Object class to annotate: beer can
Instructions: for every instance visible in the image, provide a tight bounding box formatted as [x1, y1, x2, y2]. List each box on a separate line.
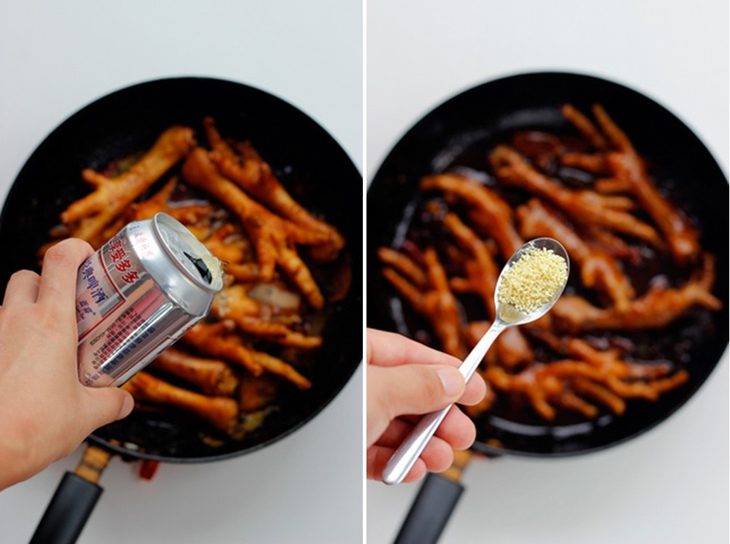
[75, 212, 223, 387]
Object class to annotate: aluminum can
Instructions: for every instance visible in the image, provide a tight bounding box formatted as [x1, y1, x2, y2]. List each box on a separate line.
[75, 212, 223, 386]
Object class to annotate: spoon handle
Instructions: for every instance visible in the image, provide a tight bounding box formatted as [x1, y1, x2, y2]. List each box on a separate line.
[382, 320, 508, 485]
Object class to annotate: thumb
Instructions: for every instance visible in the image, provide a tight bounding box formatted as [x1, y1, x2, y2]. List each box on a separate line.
[82, 387, 135, 431]
[373, 364, 465, 420]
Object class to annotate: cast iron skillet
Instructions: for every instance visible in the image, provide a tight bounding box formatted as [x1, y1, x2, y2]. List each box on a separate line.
[0, 77, 362, 543]
[367, 72, 728, 543]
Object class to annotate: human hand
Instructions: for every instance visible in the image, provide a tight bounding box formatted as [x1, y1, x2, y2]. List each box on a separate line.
[0, 239, 134, 490]
[367, 329, 486, 483]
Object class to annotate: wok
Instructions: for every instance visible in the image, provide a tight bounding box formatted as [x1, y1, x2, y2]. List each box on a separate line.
[367, 72, 728, 543]
[0, 77, 363, 543]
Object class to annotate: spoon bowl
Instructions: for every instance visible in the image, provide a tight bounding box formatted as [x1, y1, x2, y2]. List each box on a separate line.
[494, 237, 570, 325]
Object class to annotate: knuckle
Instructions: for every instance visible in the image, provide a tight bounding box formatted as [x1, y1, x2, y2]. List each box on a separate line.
[421, 369, 444, 401]
[43, 242, 73, 266]
[44, 238, 91, 267]
[10, 269, 39, 282]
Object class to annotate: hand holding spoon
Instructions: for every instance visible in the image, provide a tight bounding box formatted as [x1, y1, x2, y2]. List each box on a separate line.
[382, 237, 570, 485]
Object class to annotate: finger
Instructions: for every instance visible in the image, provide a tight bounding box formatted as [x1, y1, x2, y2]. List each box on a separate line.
[367, 329, 462, 368]
[420, 437, 454, 472]
[369, 434, 454, 478]
[375, 434, 453, 473]
[367, 329, 490, 406]
[369, 364, 465, 421]
[2, 270, 41, 305]
[38, 238, 94, 311]
[376, 418, 454, 453]
[436, 406, 477, 450]
[82, 388, 134, 432]
[378, 407, 476, 451]
[460, 372, 488, 406]
[394, 373, 485, 409]
[367, 445, 428, 483]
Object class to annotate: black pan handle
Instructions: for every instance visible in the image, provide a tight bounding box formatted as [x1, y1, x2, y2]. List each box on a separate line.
[393, 472, 465, 544]
[393, 450, 474, 544]
[30, 472, 103, 544]
[31, 444, 112, 544]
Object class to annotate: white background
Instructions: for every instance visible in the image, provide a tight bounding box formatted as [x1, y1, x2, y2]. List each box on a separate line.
[367, 1, 729, 543]
[0, 1, 363, 543]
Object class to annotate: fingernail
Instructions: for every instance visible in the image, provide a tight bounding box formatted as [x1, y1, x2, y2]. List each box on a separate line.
[437, 367, 463, 397]
[119, 393, 134, 419]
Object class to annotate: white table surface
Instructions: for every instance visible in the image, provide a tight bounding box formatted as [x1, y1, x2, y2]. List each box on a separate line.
[0, 1, 363, 543]
[367, 0, 729, 543]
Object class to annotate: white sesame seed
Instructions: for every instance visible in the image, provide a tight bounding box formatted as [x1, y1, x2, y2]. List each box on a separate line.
[497, 247, 567, 313]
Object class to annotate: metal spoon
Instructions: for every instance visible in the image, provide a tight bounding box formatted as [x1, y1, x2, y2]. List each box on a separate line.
[382, 237, 570, 485]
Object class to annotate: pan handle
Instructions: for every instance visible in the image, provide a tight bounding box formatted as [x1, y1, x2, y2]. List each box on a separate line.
[30, 445, 112, 544]
[393, 450, 472, 544]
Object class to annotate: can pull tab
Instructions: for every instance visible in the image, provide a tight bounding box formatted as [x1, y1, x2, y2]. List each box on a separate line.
[184, 251, 212, 284]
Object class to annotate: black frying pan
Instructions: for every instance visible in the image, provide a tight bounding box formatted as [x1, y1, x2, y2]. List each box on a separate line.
[367, 72, 728, 543]
[0, 77, 362, 543]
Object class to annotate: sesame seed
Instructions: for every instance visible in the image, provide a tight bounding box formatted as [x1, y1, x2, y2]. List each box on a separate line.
[497, 246, 568, 313]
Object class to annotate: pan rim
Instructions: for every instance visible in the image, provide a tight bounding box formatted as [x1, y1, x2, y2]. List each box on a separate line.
[1, 75, 363, 464]
[368, 69, 729, 458]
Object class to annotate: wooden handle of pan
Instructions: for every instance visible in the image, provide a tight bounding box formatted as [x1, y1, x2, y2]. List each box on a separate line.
[74, 445, 112, 484]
